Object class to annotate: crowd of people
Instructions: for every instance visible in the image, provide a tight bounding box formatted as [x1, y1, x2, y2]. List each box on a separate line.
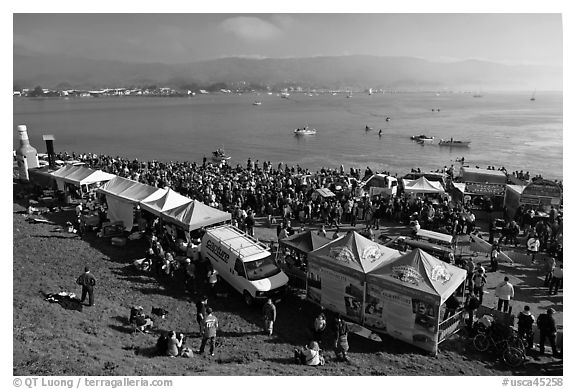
[46, 150, 563, 363]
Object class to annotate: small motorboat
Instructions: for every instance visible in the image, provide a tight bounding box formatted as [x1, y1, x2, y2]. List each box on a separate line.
[411, 134, 435, 143]
[438, 139, 470, 147]
[294, 126, 317, 136]
[211, 148, 231, 163]
[365, 125, 373, 131]
[385, 117, 391, 122]
[253, 101, 262, 106]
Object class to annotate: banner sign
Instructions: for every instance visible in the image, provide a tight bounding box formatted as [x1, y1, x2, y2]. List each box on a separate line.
[364, 282, 439, 353]
[465, 182, 506, 196]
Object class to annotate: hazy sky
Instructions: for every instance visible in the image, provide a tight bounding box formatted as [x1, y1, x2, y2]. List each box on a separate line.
[14, 13, 562, 66]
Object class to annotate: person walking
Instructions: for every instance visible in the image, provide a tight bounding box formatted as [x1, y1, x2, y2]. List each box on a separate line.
[536, 308, 560, 357]
[495, 276, 514, 313]
[517, 305, 535, 349]
[195, 296, 208, 336]
[262, 298, 277, 336]
[198, 307, 219, 356]
[333, 314, 350, 362]
[76, 266, 96, 307]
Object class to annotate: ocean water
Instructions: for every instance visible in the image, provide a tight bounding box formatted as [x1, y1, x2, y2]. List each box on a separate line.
[13, 91, 563, 180]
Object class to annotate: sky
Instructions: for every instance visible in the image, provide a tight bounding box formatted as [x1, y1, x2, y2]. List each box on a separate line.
[13, 13, 563, 66]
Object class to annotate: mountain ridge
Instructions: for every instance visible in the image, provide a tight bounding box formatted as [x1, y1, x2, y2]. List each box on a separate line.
[13, 48, 562, 91]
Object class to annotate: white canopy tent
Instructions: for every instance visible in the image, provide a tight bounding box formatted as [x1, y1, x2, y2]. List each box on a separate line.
[402, 176, 445, 195]
[98, 176, 167, 230]
[161, 200, 232, 231]
[139, 188, 193, 218]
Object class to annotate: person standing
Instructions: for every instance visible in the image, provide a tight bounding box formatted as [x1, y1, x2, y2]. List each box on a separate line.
[517, 305, 535, 349]
[199, 307, 219, 356]
[465, 293, 481, 329]
[548, 265, 563, 295]
[495, 276, 514, 313]
[312, 310, 327, 346]
[207, 267, 218, 296]
[333, 314, 350, 362]
[245, 210, 255, 237]
[490, 245, 500, 272]
[196, 296, 208, 336]
[76, 266, 96, 307]
[527, 233, 540, 264]
[543, 256, 556, 287]
[262, 298, 277, 336]
[472, 268, 487, 305]
[536, 308, 560, 357]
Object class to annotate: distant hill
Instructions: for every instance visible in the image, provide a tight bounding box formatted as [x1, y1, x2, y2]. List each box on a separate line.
[13, 47, 562, 91]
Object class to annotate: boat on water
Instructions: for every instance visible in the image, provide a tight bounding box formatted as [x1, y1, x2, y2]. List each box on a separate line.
[530, 90, 536, 101]
[365, 125, 373, 131]
[280, 92, 290, 99]
[253, 101, 262, 106]
[411, 134, 435, 143]
[294, 126, 317, 136]
[211, 148, 231, 163]
[385, 117, 391, 122]
[438, 139, 470, 147]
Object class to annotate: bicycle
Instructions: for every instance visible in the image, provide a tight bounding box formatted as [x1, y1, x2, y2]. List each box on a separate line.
[473, 326, 526, 367]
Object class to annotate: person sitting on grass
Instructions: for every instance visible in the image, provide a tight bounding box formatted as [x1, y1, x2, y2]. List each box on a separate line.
[294, 341, 324, 366]
[165, 331, 183, 358]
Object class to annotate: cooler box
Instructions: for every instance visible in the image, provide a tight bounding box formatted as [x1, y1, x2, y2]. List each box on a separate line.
[111, 237, 127, 247]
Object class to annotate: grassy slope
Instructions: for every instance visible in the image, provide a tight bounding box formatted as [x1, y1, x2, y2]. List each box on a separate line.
[13, 199, 561, 376]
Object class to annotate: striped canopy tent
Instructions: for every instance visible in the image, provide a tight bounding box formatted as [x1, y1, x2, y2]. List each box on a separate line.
[160, 200, 232, 231]
[139, 188, 193, 218]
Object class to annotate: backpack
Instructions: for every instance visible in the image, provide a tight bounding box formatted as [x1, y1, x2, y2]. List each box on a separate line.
[518, 313, 534, 329]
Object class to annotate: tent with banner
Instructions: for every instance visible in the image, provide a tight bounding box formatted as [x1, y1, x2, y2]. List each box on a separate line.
[160, 200, 231, 231]
[306, 231, 402, 322]
[97, 176, 167, 231]
[364, 249, 467, 354]
[139, 188, 193, 218]
[402, 176, 445, 195]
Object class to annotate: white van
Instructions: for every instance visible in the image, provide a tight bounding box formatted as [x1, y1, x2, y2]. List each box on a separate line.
[202, 225, 289, 305]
